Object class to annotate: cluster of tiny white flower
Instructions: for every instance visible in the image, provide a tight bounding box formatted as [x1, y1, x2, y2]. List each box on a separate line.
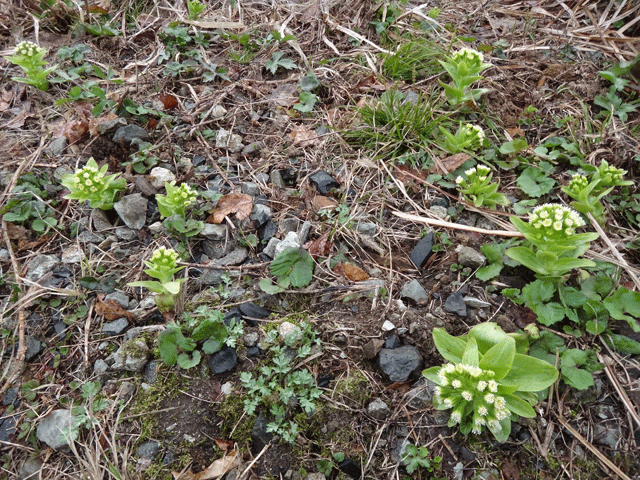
[16, 41, 44, 59]
[452, 47, 485, 64]
[529, 204, 584, 236]
[72, 164, 103, 194]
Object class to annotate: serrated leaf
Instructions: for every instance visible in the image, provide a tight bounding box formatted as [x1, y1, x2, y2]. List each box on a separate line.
[517, 163, 555, 197]
[476, 262, 503, 281]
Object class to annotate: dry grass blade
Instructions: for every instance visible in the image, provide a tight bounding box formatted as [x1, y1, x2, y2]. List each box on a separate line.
[393, 210, 524, 237]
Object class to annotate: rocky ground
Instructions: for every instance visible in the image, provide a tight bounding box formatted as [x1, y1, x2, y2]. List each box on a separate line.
[1, 0, 640, 479]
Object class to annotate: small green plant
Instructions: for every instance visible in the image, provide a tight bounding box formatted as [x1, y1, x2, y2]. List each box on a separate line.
[187, 0, 205, 20]
[60, 157, 126, 210]
[156, 181, 204, 240]
[128, 247, 186, 312]
[124, 141, 160, 174]
[402, 444, 441, 474]
[264, 51, 297, 74]
[259, 248, 314, 294]
[594, 62, 639, 122]
[561, 160, 633, 225]
[455, 165, 509, 209]
[438, 47, 492, 105]
[423, 322, 558, 442]
[516, 161, 556, 198]
[5, 41, 56, 91]
[67, 381, 110, 441]
[439, 123, 485, 154]
[1, 173, 58, 233]
[506, 204, 598, 282]
[240, 323, 322, 443]
[157, 306, 243, 369]
[382, 38, 446, 82]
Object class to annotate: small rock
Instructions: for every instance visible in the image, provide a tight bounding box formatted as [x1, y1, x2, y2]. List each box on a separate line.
[298, 221, 312, 244]
[381, 320, 395, 332]
[238, 302, 271, 326]
[251, 204, 272, 227]
[102, 318, 129, 336]
[93, 359, 109, 375]
[46, 137, 67, 157]
[24, 336, 42, 361]
[368, 398, 390, 420]
[270, 170, 286, 188]
[241, 181, 260, 196]
[37, 409, 76, 450]
[117, 381, 136, 400]
[400, 279, 429, 304]
[244, 332, 260, 347]
[210, 105, 227, 118]
[252, 411, 274, 452]
[362, 339, 385, 360]
[306, 474, 326, 480]
[457, 246, 485, 269]
[2, 387, 19, 406]
[337, 458, 362, 479]
[444, 292, 467, 316]
[453, 462, 464, 480]
[409, 232, 434, 269]
[263, 237, 281, 258]
[115, 226, 135, 241]
[309, 171, 340, 195]
[0, 414, 16, 443]
[24, 254, 60, 283]
[431, 197, 449, 208]
[279, 218, 299, 235]
[463, 296, 490, 308]
[61, 245, 85, 264]
[274, 232, 301, 257]
[18, 457, 43, 480]
[377, 346, 423, 383]
[279, 321, 297, 339]
[77, 231, 105, 243]
[242, 141, 264, 156]
[208, 347, 238, 374]
[149, 167, 176, 189]
[355, 222, 377, 236]
[114, 194, 148, 230]
[136, 440, 160, 459]
[96, 117, 127, 135]
[428, 205, 448, 219]
[200, 223, 227, 241]
[209, 247, 248, 267]
[110, 338, 150, 372]
[406, 377, 437, 409]
[113, 124, 151, 145]
[105, 291, 130, 309]
[384, 334, 401, 349]
[216, 128, 243, 152]
[148, 221, 165, 234]
[143, 360, 160, 384]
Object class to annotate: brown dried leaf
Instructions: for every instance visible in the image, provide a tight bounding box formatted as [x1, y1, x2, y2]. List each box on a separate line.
[289, 124, 318, 147]
[5, 222, 30, 240]
[393, 165, 426, 185]
[343, 263, 369, 282]
[332, 262, 345, 277]
[507, 127, 525, 138]
[158, 93, 178, 110]
[214, 438, 234, 452]
[501, 461, 520, 480]
[210, 193, 253, 224]
[356, 75, 387, 92]
[95, 293, 131, 321]
[17, 235, 51, 252]
[430, 153, 471, 175]
[304, 231, 331, 259]
[311, 195, 338, 213]
[172, 451, 240, 480]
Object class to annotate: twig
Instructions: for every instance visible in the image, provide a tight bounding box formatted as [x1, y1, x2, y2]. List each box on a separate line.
[392, 211, 524, 237]
[237, 442, 270, 480]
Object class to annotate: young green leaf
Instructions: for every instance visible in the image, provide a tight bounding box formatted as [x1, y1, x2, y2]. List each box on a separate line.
[270, 248, 314, 287]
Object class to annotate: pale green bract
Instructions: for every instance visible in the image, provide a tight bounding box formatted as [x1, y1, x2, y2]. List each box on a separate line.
[423, 323, 558, 442]
[438, 47, 492, 105]
[440, 123, 484, 153]
[156, 181, 198, 218]
[60, 158, 126, 210]
[455, 165, 508, 209]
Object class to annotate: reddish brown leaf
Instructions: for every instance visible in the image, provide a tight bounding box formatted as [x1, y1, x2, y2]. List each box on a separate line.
[332, 262, 345, 277]
[304, 231, 331, 258]
[17, 235, 51, 252]
[158, 94, 178, 110]
[501, 461, 520, 480]
[95, 293, 131, 321]
[507, 127, 525, 138]
[172, 451, 240, 480]
[385, 381, 411, 392]
[5, 222, 30, 240]
[343, 263, 369, 281]
[356, 75, 387, 92]
[88, 5, 109, 14]
[311, 195, 338, 213]
[288, 124, 318, 147]
[147, 118, 158, 129]
[429, 153, 471, 175]
[210, 193, 253, 224]
[214, 438, 234, 452]
[393, 165, 426, 185]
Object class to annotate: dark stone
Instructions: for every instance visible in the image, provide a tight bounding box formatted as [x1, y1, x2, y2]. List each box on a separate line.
[224, 308, 243, 326]
[444, 292, 467, 316]
[377, 346, 423, 383]
[338, 458, 362, 479]
[252, 207, 271, 227]
[113, 124, 151, 145]
[460, 445, 476, 462]
[384, 334, 401, 349]
[280, 168, 297, 186]
[53, 321, 67, 336]
[246, 346, 261, 358]
[431, 197, 449, 208]
[242, 141, 264, 156]
[143, 360, 160, 384]
[0, 414, 16, 442]
[251, 411, 275, 452]
[162, 450, 176, 466]
[208, 347, 238, 375]
[192, 154, 206, 167]
[309, 171, 340, 195]
[317, 374, 332, 388]
[136, 440, 160, 459]
[409, 231, 434, 269]
[258, 218, 277, 240]
[238, 302, 270, 327]
[147, 200, 161, 224]
[24, 336, 42, 361]
[2, 387, 19, 407]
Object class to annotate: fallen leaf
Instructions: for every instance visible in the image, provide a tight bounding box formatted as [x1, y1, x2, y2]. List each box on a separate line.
[311, 195, 338, 213]
[158, 93, 178, 110]
[267, 83, 298, 107]
[5, 222, 30, 240]
[18, 235, 51, 252]
[304, 231, 331, 258]
[214, 438, 234, 452]
[210, 193, 253, 224]
[393, 165, 426, 185]
[332, 262, 345, 277]
[501, 461, 520, 480]
[172, 451, 240, 480]
[289, 124, 318, 147]
[356, 75, 387, 92]
[343, 263, 369, 281]
[95, 293, 131, 321]
[429, 152, 471, 175]
[385, 381, 411, 392]
[507, 127, 525, 138]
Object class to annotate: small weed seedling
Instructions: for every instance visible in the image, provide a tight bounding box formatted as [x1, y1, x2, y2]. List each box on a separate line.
[438, 47, 492, 106]
[240, 323, 322, 443]
[5, 41, 56, 91]
[594, 62, 639, 122]
[128, 247, 186, 312]
[402, 444, 442, 475]
[1, 173, 58, 234]
[61, 157, 126, 210]
[423, 322, 558, 442]
[264, 51, 297, 74]
[187, 0, 205, 20]
[157, 306, 243, 369]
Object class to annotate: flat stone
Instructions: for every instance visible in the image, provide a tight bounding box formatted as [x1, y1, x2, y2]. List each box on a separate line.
[309, 171, 340, 195]
[61, 245, 85, 264]
[298, 221, 312, 245]
[102, 318, 129, 336]
[251, 204, 272, 227]
[274, 232, 301, 257]
[279, 218, 299, 235]
[362, 339, 385, 360]
[381, 320, 395, 332]
[242, 141, 264, 156]
[149, 167, 176, 189]
[270, 170, 286, 188]
[457, 246, 485, 269]
[241, 181, 260, 196]
[24, 335, 42, 361]
[384, 334, 401, 349]
[263, 237, 280, 258]
[238, 302, 270, 326]
[367, 398, 390, 420]
[96, 117, 127, 135]
[409, 231, 434, 269]
[93, 359, 109, 375]
[279, 321, 297, 339]
[209, 247, 248, 267]
[46, 137, 67, 157]
[377, 346, 423, 383]
[215, 128, 243, 152]
[399, 279, 429, 304]
[444, 292, 467, 316]
[463, 296, 491, 308]
[136, 440, 160, 459]
[105, 291, 130, 309]
[0, 414, 16, 443]
[114, 194, 148, 230]
[110, 338, 150, 372]
[113, 124, 151, 145]
[18, 457, 43, 480]
[24, 254, 60, 283]
[115, 227, 136, 241]
[208, 347, 238, 375]
[355, 222, 377, 236]
[37, 409, 76, 450]
[406, 377, 437, 409]
[429, 205, 448, 219]
[199, 223, 227, 241]
[77, 231, 105, 243]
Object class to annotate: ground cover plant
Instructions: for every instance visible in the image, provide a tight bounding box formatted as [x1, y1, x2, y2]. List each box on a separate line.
[1, 0, 640, 479]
